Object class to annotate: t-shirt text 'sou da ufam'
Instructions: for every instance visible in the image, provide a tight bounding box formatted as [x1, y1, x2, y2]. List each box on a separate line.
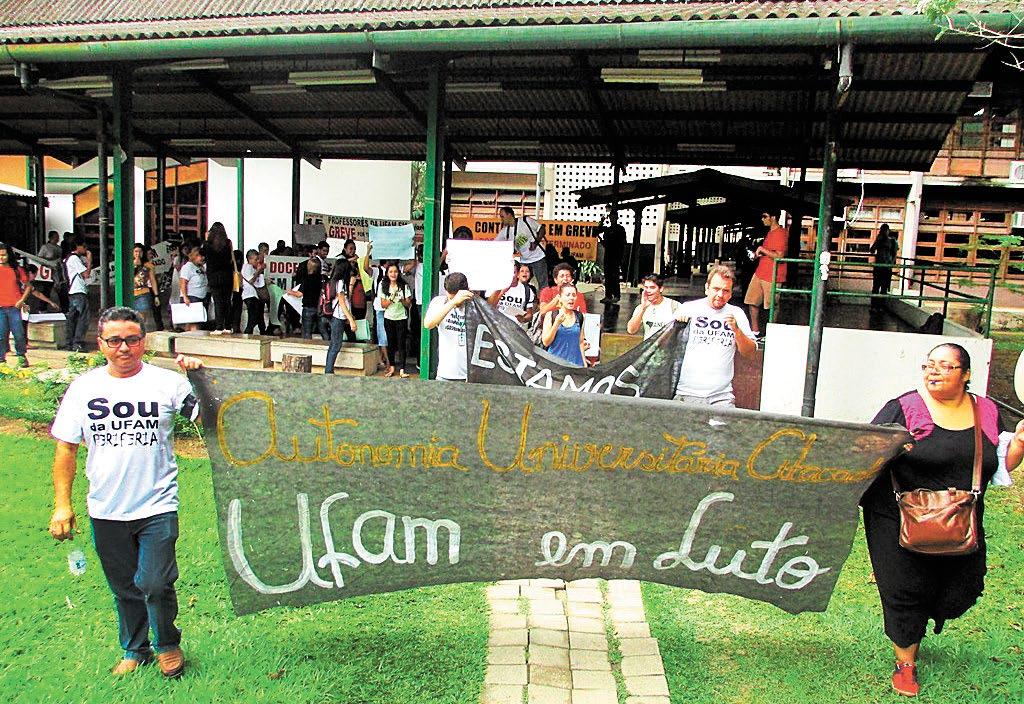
[675, 299, 753, 399]
[51, 363, 200, 521]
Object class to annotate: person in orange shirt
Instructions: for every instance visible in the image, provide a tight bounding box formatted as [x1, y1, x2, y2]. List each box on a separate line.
[742, 212, 788, 341]
[0, 242, 32, 367]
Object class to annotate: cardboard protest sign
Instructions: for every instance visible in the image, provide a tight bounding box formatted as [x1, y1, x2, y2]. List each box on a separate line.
[466, 298, 681, 397]
[369, 223, 415, 261]
[451, 215, 600, 261]
[304, 211, 423, 244]
[192, 368, 909, 616]
[446, 240, 515, 292]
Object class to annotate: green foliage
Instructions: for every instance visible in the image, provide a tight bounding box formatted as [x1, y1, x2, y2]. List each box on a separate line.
[578, 259, 605, 283]
[0, 433, 488, 704]
[0, 359, 202, 438]
[410, 161, 427, 220]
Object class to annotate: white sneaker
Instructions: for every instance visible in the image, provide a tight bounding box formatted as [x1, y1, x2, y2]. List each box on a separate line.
[210, 330, 223, 335]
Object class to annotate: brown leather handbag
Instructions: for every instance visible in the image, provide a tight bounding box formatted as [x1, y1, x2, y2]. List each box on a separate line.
[892, 395, 982, 555]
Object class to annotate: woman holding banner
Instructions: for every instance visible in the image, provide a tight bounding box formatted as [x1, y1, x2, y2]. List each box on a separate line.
[863, 343, 1023, 697]
[540, 283, 587, 368]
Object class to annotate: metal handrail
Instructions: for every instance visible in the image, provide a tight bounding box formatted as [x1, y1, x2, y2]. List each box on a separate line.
[766, 256, 997, 337]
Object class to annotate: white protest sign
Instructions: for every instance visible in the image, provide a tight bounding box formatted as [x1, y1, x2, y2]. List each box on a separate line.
[264, 256, 309, 290]
[171, 302, 207, 325]
[281, 291, 303, 315]
[445, 240, 515, 292]
[583, 313, 602, 358]
[304, 211, 423, 243]
[1015, 348, 1024, 404]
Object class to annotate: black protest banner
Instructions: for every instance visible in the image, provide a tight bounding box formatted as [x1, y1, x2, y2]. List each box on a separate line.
[192, 369, 909, 616]
[465, 298, 684, 398]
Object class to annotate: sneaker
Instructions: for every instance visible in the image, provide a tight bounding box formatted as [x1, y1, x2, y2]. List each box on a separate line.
[210, 330, 223, 335]
[892, 661, 919, 697]
[156, 647, 185, 678]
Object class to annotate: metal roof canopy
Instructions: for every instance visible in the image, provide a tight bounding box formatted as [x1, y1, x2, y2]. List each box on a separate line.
[0, 3, 1019, 170]
[575, 167, 853, 215]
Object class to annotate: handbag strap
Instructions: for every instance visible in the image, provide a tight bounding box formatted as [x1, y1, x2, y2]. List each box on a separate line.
[968, 394, 983, 493]
[892, 393, 983, 496]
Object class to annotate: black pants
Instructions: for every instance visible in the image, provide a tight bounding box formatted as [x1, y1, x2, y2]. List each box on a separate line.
[209, 285, 232, 331]
[243, 297, 266, 334]
[604, 247, 623, 299]
[872, 266, 894, 305]
[384, 317, 407, 372]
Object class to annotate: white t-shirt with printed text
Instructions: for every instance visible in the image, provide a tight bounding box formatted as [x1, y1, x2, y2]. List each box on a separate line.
[675, 299, 753, 400]
[488, 282, 536, 323]
[427, 294, 467, 380]
[179, 261, 208, 299]
[633, 296, 681, 340]
[51, 363, 200, 521]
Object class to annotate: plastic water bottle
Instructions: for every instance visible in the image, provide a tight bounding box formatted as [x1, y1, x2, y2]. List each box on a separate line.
[68, 548, 87, 577]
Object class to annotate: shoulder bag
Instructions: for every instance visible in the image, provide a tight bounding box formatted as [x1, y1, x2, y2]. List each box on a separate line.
[892, 394, 982, 555]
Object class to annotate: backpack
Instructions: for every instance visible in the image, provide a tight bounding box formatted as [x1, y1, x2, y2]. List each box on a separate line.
[319, 279, 336, 317]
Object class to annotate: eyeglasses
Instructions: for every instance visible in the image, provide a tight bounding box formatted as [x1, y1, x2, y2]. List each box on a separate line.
[101, 335, 145, 348]
[921, 362, 961, 375]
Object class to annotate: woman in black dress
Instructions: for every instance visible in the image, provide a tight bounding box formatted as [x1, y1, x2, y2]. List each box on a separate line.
[863, 343, 1023, 697]
[202, 222, 234, 333]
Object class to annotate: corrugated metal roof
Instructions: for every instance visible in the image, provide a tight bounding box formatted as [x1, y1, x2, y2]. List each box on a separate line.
[0, 1, 1017, 44]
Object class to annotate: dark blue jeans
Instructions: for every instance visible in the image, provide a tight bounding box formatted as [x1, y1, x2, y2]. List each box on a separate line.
[0, 306, 27, 360]
[91, 512, 181, 660]
[65, 292, 89, 349]
[325, 317, 348, 374]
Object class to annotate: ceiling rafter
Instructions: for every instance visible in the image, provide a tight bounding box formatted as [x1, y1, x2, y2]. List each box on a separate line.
[192, 74, 321, 169]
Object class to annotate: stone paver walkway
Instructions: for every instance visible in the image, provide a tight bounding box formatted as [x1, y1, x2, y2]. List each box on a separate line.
[482, 579, 669, 704]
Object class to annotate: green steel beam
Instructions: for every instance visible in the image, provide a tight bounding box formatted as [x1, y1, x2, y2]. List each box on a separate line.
[111, 68, 135, 307]
[236, 158, 245, 252]
[419, 65, 445, 380]
[3, 15, 1017, 63]
[801, 111, 839, 418]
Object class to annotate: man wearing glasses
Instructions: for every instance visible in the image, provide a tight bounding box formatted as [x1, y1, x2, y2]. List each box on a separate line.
[48, 307, 203, 679]
[742, 211, 788, 343]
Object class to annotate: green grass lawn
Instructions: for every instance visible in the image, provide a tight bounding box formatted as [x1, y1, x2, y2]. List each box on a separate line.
[645, 482, 1024, 704]
[1, 373, 1022, 703]
[0, 432, 488, 704]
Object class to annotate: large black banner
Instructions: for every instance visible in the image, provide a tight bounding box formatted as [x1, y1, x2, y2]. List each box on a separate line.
[465, 298, 685, 397]
[191, 369, 909, 616]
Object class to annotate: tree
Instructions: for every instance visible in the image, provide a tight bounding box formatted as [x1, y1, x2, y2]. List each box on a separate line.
[920, 0, 1024, 70]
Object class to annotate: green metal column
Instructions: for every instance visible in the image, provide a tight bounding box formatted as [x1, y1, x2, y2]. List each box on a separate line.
[236, 158, 245, 251]
[97, 109, 110, 310]
[419, 64, 446, 379]
[801, 112, 838, 418]
[111, 68, 135, 307]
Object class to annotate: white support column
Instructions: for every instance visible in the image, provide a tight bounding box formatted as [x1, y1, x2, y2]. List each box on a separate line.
[900, 171, 924, 292]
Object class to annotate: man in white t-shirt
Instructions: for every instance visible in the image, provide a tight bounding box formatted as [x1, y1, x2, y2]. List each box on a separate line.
[62, 235, 92, 352]
[673, 265, 756, 408]
[494, 206, 547, 287]
[424, 272, 474, 381]
[487, 262, 537, 326]
[49, 306, 203, 679]
[626, 274, 680, 340]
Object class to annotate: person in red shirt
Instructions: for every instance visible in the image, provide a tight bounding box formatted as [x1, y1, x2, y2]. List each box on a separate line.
[742, 212, 788, 340]
[0, 242, 32, 366]
[537, 263, 588, 318]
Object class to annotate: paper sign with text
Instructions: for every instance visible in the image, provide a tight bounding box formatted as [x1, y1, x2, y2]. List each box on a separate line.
[192, 368, 909, 616]
[451, 216, 600, 261]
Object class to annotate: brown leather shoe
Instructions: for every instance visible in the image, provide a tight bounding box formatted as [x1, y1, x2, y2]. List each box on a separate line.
[111, 656, 150, 676]
[156, 647, 185, 678]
